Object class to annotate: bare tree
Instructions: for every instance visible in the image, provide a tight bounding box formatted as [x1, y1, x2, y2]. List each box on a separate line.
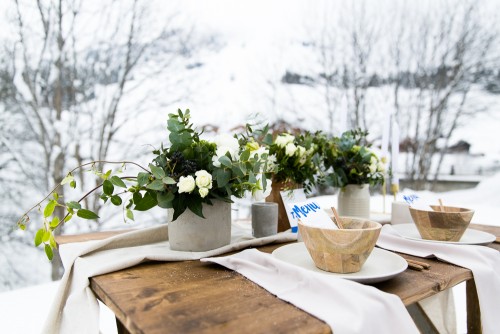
[394, 1, 499, 189]
[0, 0, 209, 282]
[342, 1, 382, 130]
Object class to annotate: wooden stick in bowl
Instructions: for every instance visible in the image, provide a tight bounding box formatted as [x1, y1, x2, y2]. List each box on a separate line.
[330, 207, 344, 229]
[438, 198, 445, 212]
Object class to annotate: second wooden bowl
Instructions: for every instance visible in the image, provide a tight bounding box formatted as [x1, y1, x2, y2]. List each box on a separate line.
[409, 205, 474, 242]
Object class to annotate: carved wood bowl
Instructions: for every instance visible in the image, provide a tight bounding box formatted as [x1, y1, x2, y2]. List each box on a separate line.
[298, 218, 382, 274]
[409, 205, 474, 242]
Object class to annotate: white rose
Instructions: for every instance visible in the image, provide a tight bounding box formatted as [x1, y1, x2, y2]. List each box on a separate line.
[177, 175, 195, 194]
[212, 155, 221, 167]
[266, 154, 277, 172]
[213, 133, 240, 159]
[195, 170, 213, 189]
[297, 145, 306, 157]
[369, 156, 378, 174]
[377, 162, 385, 173]
[275, 133, 295, 148]
[198, 187, 209, 198]
[252, 177, 273, 201]
[285, 143, 297, 156]
[299, 155, 308, 166]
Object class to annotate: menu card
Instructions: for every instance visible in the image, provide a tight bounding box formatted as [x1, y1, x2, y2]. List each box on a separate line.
[282, 190, 336, 231]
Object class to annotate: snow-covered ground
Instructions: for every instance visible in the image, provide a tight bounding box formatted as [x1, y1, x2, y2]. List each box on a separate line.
[1, 172, 499, 333]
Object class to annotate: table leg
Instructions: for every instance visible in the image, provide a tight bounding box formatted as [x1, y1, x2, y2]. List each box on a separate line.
[116, 317, 130, 334]
[466, 279, 482, 334]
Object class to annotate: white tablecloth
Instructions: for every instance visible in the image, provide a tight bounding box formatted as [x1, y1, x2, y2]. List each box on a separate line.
[377, 225, 500, 334]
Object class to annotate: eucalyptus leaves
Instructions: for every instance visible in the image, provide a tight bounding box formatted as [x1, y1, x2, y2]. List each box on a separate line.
[17, 109, 274, 260]
[322, 129, 385, 188]
[17, 109, 386, 261]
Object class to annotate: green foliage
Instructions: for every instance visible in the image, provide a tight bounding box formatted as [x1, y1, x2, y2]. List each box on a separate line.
[323, 129, 385, 188]
[17, 109, 274, 260]
[263, 131, 324, 193]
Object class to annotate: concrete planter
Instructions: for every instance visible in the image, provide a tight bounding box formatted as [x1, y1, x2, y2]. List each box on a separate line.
[168, 200, 232, 251]
[338, 184, 370, 219]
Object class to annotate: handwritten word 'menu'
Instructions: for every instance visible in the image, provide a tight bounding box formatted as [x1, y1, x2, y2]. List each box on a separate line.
[290, 202, 321, 219]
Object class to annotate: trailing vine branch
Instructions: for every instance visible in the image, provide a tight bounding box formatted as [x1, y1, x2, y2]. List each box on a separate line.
[17, 161, 148, 225]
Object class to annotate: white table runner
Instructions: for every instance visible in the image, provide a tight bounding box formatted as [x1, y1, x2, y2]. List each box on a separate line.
[377, 224, 500, 334]
[202, 249, 419, 334]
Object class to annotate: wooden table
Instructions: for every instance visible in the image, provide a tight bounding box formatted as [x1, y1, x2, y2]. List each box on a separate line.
[62, 224, 500, 334]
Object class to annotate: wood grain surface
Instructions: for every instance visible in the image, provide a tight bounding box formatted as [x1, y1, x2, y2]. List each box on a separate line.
[69, 224, 499, 334]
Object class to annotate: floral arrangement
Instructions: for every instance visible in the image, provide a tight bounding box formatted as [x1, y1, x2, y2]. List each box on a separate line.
[263, 131, 323, 193]
[17, 109, 273, 259]
[322, 129, 385, 188]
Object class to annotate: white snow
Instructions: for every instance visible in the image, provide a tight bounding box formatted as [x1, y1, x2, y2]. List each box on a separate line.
[1, 0, 500, 333]
[0, 281, 117, 334]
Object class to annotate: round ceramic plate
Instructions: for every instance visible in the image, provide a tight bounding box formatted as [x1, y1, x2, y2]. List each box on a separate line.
[272, 242, 407, 284]
[391, 224, 496, 245]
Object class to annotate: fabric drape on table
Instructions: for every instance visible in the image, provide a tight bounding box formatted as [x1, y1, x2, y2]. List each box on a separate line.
[202, 249, 419, 334]
[43, 223, 296, 334]
[377, 225, 500, 334]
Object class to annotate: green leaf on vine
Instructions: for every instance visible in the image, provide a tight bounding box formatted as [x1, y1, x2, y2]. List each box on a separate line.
[49, 235, 57, 249]
[45, 244, 54, 261]
[103, 180, 114, 196]
[61, 174, 74, 185]
[110, 175, 127, 188]
[126, 209, 134, 221]
[34, 228, 44, 247]
[42, 229, 51, 243]
[66, 201, 81, 210]
[50, 216, 60, 228]
[64, 213, 73, 222]
[111, 195, 122, 206]
[77, 209, 100, 220]
[43, 200, 56, 218]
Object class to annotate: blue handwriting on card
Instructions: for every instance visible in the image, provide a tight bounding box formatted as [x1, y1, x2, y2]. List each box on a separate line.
[290, 202, 321, 220]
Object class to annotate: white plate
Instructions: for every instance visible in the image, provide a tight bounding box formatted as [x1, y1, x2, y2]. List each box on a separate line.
[272, 243, 407, 284]
[392, 224, 496, 245]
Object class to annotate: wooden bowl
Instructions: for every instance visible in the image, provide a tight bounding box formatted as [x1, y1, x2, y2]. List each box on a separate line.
[298, 218, 382, 274]
[409, 205, 474, 242]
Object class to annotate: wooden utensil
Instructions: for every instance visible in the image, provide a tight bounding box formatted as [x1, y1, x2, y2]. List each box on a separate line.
[406, 259, 430, 271]
[438, 198, 445, 212]
[330, 207, 344, 229]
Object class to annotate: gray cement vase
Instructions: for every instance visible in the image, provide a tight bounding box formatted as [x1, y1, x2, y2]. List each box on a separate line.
[168, 200, 232, 251]
[338, 184, 370, 219]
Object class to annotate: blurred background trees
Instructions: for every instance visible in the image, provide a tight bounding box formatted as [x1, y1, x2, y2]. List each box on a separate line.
[0, 0, 499, 290]
[0, 0, 214, 285]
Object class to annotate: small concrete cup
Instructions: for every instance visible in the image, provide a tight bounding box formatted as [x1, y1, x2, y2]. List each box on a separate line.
[252, 202, 279, 238]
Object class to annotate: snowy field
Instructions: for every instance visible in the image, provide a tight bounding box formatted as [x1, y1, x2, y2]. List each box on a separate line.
[1, 171, 499, 333]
